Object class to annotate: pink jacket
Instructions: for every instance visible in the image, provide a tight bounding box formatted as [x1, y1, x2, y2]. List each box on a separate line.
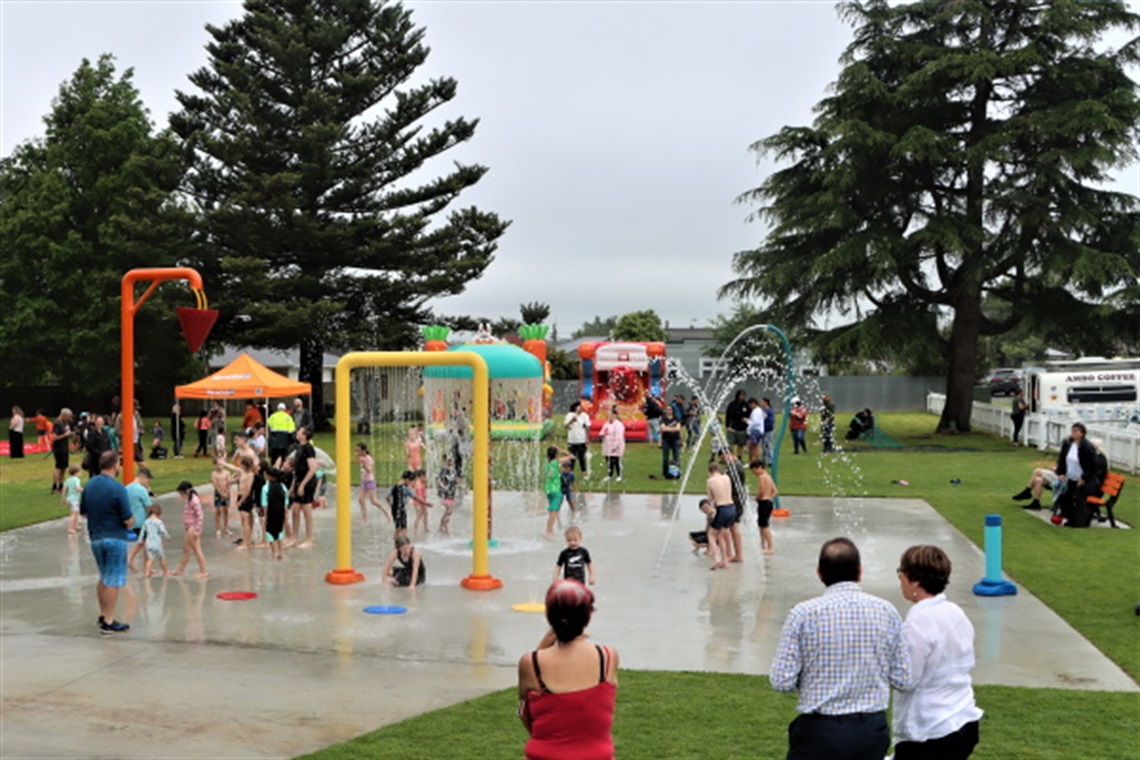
[600, 420, 626, 457]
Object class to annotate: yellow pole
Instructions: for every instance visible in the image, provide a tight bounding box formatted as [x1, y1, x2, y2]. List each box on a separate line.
[325, 351, 501, 590]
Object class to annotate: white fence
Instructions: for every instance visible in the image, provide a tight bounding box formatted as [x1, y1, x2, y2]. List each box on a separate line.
[926, 393, 1140, 474]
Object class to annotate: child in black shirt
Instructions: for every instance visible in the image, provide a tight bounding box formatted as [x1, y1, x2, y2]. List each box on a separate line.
[553, 525, 594, 585]
[387, 470, 430, 539]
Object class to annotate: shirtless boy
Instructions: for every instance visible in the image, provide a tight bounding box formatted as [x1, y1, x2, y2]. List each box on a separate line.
[750, 460, 779, 555]
[705, 462, 735, 570]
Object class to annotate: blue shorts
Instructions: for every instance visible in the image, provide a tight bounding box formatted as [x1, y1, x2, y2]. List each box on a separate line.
[748, 430, 764, 445]
[547, 492, 562, 512]
[711, 505, 736, 530]
[91, 538, 129, 588]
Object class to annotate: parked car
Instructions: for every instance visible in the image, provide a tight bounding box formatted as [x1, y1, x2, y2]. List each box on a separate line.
[988, 368, 1023, 396]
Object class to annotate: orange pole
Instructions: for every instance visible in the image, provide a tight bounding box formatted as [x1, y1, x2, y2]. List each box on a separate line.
[121, 268, 204, 483]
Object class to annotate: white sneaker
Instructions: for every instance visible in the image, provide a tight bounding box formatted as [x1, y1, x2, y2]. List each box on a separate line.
[601, 476, 610, 483]
[616, 477, 623, 482]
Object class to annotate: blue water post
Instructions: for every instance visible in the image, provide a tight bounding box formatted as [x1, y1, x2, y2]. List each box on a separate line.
[973, 514, 1017, 596]
[763, 324, 795, 512]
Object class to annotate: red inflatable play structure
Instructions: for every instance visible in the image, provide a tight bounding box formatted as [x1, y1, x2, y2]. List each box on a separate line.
[577, 341, 666, 442]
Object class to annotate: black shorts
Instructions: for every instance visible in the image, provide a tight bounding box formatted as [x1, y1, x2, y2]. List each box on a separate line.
[53, 447, 69, 471]
[728, 430, 748, 448]
[393, 564, 425, 586]
[689, 530, 709, 545]
[393, 506, 407, 531]
[711, 505, 735, 530]
[238, 496, 255, 514]
[294, 480, 317, 505]
[757, 499, 774, 528]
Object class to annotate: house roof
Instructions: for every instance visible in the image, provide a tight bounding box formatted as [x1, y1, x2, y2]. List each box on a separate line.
[209, 346, 341, 370]
[665, 327, 716, 342]
[554, 336, 609, 354]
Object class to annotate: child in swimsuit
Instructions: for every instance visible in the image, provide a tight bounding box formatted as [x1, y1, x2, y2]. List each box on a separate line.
[355, 442, 389, 523]
[382, 535, 425, 587]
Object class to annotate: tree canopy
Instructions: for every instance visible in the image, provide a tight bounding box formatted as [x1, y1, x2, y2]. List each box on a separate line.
[721, 0, 1140, 431]
[572, 315, 618, 339]
[613, 310, 668, 343]
[171, 0, 508, 427]
[519, 301, 551, 325]
[0, 55, 197, 400]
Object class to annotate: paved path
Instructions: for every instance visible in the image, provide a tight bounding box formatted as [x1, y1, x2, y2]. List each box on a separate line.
[2, 491, 1134, 758]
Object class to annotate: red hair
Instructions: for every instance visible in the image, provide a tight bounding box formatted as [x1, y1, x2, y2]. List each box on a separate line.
[545, 580, 595, 642]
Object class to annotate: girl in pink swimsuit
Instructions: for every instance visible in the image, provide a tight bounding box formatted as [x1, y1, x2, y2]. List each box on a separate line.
[172, 481, 208, 578]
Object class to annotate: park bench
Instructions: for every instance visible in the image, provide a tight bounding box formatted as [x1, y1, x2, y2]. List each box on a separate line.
[1087, 473, 1126, 529]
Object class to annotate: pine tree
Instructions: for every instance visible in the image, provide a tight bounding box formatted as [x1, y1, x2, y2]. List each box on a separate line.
[171, 0, 508, 427]
[722, 0, 1140, 431]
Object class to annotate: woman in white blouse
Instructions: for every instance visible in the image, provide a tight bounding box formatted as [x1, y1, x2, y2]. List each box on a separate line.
[893, 545, 983, 759]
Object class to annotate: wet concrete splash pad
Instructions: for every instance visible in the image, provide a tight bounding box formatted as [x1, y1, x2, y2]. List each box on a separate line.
[1, 490, 1134, 758]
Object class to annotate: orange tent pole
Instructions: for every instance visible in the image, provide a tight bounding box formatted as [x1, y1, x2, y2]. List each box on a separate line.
[121, 268, 204, 483]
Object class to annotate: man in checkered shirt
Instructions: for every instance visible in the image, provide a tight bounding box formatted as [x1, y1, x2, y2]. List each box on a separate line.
[770, 537, 912, 760]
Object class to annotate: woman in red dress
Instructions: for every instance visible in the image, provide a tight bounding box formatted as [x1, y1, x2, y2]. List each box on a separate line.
[518, 580, 619, 760]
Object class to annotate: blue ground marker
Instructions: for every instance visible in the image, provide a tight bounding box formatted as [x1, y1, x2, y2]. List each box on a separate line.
[364, 605, 408, 615]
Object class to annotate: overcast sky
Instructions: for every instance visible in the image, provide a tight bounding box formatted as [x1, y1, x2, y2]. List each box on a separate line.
[2, 1, 1136, 336]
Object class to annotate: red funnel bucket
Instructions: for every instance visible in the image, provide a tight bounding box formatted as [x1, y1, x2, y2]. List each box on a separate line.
[176, 307, 219, 353]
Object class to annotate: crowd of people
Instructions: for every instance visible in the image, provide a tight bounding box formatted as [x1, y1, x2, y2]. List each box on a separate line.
[518, 537, 982, 760]
[555, 389, 844, 488]
[23, 387, 1079, 760]
[42, 396, 346, 633]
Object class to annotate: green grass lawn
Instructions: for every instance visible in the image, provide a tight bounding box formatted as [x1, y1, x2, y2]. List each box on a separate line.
[299, 671, 1140, 760]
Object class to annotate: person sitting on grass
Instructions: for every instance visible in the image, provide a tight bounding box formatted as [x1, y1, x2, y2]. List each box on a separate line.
[382, 535, 425, 587]
[845, 408, 875, 441]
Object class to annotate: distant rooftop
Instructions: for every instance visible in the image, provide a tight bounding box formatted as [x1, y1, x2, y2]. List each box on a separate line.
[665, 327, 715, 342]
[209, 346, 341, 370]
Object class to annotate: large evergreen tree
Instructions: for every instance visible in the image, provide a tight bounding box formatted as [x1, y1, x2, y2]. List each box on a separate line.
[722, 0, 1140, 431]
[0, 55, 196, 399]
[171, 0, 508, 428]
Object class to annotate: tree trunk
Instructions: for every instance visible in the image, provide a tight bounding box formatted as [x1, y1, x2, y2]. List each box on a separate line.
[938, 293, 983, 433]
[299, 339, 327, 432]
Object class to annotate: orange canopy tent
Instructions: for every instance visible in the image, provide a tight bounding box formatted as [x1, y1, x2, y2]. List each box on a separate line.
[175, 352, 311, 400]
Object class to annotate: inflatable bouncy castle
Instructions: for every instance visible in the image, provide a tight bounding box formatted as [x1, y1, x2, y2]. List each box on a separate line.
[577, 341, 666, 442]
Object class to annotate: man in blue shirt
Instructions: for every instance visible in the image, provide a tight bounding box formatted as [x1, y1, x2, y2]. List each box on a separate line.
[80, 450, 135, 635]
[770, 537, 911, 759]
